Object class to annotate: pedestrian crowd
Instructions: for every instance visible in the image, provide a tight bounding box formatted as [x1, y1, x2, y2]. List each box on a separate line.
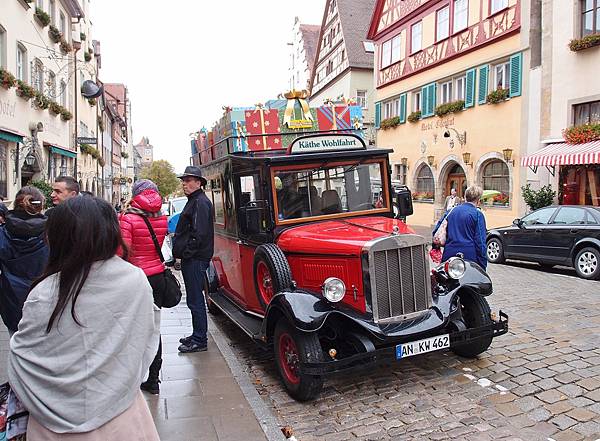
[0, 166, 214, 440]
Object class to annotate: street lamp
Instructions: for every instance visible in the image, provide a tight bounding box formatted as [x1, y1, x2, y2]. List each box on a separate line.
[502, 148, 514, 165]
[24, 152, 36, 166]
[462, 151, 473, 167]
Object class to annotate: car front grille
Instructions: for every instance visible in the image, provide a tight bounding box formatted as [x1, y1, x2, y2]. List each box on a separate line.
[367, 235, 432, 323]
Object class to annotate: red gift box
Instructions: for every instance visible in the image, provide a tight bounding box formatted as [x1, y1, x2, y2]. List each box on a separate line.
[244, 107, 282, 151]
[317, 105, 352, 132]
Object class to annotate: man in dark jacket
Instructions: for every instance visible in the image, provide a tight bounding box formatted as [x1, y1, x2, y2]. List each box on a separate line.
[173, 166, 214, 353]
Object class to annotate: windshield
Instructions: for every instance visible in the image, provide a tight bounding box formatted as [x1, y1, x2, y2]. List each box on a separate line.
[171, 198, 187, 213]
[273, 160, 389, 222]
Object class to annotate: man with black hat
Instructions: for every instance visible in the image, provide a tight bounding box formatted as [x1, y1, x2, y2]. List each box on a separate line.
[173, 166, 214, 353]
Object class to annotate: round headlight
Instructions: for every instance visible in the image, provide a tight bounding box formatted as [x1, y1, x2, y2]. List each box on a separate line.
[445, 257, 466, 279]
[322, 277, 346, 302]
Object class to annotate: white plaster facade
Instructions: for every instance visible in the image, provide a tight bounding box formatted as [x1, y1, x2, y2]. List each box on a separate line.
[287, 17, 319, 91]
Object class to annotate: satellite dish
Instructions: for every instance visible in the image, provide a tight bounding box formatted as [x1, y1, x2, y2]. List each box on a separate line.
[81, 80, 103, 99]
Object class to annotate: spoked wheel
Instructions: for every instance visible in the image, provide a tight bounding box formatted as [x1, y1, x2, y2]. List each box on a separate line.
[452, 293, 493, 358]
[486, 238, 505, 264]
[274, 319, 324, 401]
[253, 244, 292, 309]
[574, 247, 600, 280]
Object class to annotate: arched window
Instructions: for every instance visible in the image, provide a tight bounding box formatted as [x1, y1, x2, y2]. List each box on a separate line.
[0, 25, 6, 69]
[482, 160, 510, 206]
[414, 164, 434, 202]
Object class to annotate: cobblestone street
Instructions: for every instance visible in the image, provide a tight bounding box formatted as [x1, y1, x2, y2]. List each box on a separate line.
[212, 262, 600, 441]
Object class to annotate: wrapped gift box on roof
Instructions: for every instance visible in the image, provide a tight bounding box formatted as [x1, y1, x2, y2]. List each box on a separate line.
[244, 105, 282, 151]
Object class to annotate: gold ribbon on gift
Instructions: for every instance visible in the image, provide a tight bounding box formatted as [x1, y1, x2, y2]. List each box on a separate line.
[235, 120, 246, 151]
[283, 89, 313, 129]
[352, 116, 362, 130]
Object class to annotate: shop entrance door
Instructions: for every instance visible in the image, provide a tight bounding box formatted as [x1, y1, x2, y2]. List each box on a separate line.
[445, 164, 467, 199]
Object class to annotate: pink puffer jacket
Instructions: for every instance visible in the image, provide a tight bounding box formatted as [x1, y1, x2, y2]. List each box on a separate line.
[119, 189, 168, 276]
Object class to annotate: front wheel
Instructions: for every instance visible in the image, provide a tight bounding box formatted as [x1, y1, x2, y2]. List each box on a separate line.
[274, 319, 324, 401]
[253, 244, 292, 309]
[574, 247, 600, 280]
[452, 294, 493, 358]
[486, 238, 505, 264]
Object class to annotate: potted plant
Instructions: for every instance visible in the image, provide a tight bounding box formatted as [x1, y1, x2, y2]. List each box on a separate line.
[34, 7, 51, 27]
[407, 111, 421, 123]
[16, 80, 36, 100]
[563, 123, 600, 144]
[569, 34, 600, 52]
[0, 68, 16, 89]
[486, 88, 509, 104]
[121, 151, 129, 159]
[380, 116, 401, 130]
[34, 91, 50, 110]
[435, 100, 465, 117]
[98, 117, 105, 131]
[60, 109, 72, 121]
[87, 97, 96, 106]
[48, 25, 62, 43]
[84, 51, 92, 62]
[80, 32, 86, 41]
[59, 39, 72, 54]
[49, 101, 62, 116]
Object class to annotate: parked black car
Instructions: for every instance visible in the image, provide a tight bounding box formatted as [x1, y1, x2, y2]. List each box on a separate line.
[486, 205, 600, 280]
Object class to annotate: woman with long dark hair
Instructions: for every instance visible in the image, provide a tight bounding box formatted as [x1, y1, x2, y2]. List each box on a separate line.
[8, 196, 160, 440]
[0, 186, 48, 335]
[119, 179, 168, 395]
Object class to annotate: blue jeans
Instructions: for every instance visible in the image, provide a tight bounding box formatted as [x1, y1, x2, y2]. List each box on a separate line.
[181, 259, 209, 346]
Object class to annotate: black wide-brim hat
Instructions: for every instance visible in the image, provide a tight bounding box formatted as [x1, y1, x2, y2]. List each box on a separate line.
[177, 166, 207, 186]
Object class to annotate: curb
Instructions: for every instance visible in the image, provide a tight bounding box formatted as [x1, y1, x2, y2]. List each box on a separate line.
[208, 316, 286, 441]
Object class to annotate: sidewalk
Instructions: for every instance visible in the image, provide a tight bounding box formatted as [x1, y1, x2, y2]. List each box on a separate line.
[0, 294, 282, 441]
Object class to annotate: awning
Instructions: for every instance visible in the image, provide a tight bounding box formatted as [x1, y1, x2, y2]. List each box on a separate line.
[521, 141, 600, 167]
[0, 129, 24, 143]
[49, 145, 77, 159]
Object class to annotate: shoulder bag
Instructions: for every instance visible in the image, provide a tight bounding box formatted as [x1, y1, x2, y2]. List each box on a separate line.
[138, 216, 183, 308]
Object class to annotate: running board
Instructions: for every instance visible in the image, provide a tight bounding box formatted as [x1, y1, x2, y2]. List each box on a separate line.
[209, 290, 264, 342]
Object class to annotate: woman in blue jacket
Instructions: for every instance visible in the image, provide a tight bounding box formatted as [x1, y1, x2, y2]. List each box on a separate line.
[441, 185, 488, 269]
[0, 186, 49, 334]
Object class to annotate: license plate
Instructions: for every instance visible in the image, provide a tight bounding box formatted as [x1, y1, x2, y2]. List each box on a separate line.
[396, 334, 450, 359]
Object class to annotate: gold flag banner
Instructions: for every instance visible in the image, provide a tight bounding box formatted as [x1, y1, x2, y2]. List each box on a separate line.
[283, 89, 313, 129]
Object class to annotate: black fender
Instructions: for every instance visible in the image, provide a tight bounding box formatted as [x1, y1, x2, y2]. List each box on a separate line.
[486, 230, 504, 244]
[205, 260, 219, 294]
[571, 238, 600, 261]
[451, 261, 493, 296]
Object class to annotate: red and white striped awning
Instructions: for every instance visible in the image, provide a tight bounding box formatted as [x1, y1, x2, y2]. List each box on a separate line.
[521, 141, 600, 167]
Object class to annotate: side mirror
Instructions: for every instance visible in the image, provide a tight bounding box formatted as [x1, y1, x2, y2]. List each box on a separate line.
[395, 186, 413, 218]
[512, 218, 523, 228]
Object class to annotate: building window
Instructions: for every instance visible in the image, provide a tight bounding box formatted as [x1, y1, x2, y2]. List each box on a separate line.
[383, 97, 400, 119]
[453, 0, 469, 33]
[440, 80, 453, 104]
[494, 61, 510, 89]
[390, 35, 401, 64]
[341, 49, 345, 61]
[394, 164, 407, 185]
[415, 165, 434, 201]
[455, 75, 466, 100]
[582, 0, 600, 36]
[326, 59, 333, 75]
[36, 0, 43, 10]
[482, 160, 510, 206]
[16, 43, 27, 81]
[411, 21, 422, 53]
[574, 100, 600, 125]
[48, 70, 56, 98]
[413, 90, 421, 112]
[357, 90, 367, 109]
[60, 80, 66, 107]
[491, 0, 508, 14]
[381, 39, 391, 68]
[0, 26, 5, 69]
[49, 0, 56, 25]
[59, 12, 66, 37]
[436, 6, 450, 41]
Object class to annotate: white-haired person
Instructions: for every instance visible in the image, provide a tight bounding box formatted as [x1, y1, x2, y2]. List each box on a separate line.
[441, 185, 488, 269]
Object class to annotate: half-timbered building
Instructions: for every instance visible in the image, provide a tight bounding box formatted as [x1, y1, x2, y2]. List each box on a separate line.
[368, 0, 528, 228]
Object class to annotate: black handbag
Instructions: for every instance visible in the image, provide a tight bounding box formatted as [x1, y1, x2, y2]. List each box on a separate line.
[139, 216, 183, 308]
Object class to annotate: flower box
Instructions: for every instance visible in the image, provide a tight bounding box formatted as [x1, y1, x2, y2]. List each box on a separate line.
[380, 116, 400, 130]
[563, 123, 600, 144]
[60, 109, 73, 121]
[34, 8, 51, 27]
[49, 101, 63, 116]
[569, 34, 600, 52]
[16, 80, 36, 100]
[407, 111, 421, 123]
[0, 68, 16, 89]
[486, 88, 509, 104]
[34, 92, 50, 110]
[435, 100, 465, 117]
[48, 25, 62, 44]
[88, 98, 96, 106]
[84, 51, 92, 62]
[60, 39, 72, 54]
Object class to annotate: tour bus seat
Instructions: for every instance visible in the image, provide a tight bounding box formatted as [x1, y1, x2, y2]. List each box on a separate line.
[298, 186, 322, 215]
[321, 189, 342, 214]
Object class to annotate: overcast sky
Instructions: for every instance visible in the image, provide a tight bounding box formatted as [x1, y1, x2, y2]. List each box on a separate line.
[91, 1, 326, 173]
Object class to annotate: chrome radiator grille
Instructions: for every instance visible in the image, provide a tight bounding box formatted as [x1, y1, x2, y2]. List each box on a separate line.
[368, 236, 432, 322]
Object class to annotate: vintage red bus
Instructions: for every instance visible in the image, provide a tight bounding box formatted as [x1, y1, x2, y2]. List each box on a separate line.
[196, 132, 508, 401]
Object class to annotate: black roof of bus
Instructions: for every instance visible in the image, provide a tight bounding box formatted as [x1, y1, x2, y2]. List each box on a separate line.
[227, 147, 393, 165]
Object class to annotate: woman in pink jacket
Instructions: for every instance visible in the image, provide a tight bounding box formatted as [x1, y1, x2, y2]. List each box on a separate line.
[120, 179, 168, 394]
